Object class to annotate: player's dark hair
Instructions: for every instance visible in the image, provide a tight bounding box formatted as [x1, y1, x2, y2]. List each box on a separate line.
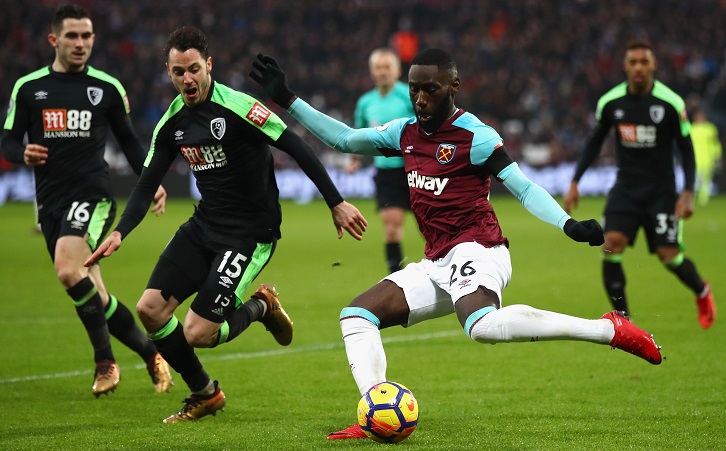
[164, 26, 209, 60]
[52, 4, 91, 35]
[411, 48, 458, 79]
[625, 39, 654, 54]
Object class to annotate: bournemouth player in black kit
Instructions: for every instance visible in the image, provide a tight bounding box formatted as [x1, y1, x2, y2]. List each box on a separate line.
[86, 27, 368, 423]
[250, 48, 664, 440]
[564, 40, 716, 328]
[1, 4, 172, 397]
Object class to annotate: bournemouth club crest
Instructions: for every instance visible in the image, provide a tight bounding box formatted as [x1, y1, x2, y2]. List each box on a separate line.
[210, 118, 226, 140]
[649, 105, 665, 124]
[436, 143, 457, 164]
[87, 87, 103, 106]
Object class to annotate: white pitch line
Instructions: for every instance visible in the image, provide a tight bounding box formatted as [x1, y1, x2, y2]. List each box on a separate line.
[0, 330, 461, 384]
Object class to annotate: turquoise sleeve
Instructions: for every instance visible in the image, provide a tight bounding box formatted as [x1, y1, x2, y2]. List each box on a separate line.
[499, 163, 570, 229]
[288, 98, 401, 155]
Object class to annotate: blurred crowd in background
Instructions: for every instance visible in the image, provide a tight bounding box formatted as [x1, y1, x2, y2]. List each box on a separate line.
[1, 0, 725, 198]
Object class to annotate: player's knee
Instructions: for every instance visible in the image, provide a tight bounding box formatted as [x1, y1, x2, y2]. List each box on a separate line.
[467, 305, 526, 344]
[136, 291, 166, 330]
[185, 332, 213, 348]
[603, 233, 627, 253]
[465, 306, 497, 343]
[183, 321, 217, 348]
[340, 307, 381, 336]
[136, 300, 154, 329]
[658, 250, 682, 268]
[55, 266, 85, 289]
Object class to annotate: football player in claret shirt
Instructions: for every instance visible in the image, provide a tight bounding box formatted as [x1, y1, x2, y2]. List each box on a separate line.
[250, 47, 664, 440]
[86, 26, 368, 423]
[564, 39, 716, 328]
[1, 4, 171, 397]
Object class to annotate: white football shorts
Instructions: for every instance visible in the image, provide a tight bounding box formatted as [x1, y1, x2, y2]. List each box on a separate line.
[384, 242, 512, 327]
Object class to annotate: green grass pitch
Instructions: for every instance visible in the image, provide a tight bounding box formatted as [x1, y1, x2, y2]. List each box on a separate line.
[1, 195, 724, 450]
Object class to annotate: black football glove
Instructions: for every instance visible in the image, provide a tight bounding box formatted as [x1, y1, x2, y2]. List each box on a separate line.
[563, 218, 604, 246]
[249, 53, 296, 108]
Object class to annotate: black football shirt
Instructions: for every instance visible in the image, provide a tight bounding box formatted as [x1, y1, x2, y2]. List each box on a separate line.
[117, 81, 305, 241]
[573, 80, 695, 197]
[2, 66, 145, 218]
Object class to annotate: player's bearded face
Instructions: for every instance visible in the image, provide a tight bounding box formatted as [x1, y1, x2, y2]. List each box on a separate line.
[167, 49, 213, 107]
[408, 65, 458, 134]
[423, 91, 456, 134]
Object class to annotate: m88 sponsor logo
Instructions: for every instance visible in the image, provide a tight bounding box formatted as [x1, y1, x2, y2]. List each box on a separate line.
[617, 123, 656, 148]
[43, 109, 92, 138]
[181, 144, 228, 171]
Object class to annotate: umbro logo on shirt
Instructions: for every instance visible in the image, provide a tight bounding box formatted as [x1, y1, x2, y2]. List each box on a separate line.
[34, 91, 48, 100]
[174, 130, 184, 140]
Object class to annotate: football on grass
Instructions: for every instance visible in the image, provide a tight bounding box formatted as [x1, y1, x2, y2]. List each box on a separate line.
[357, 381, 419, 443]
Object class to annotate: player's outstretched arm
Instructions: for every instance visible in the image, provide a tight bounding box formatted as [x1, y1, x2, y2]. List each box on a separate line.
[499, 162, 604, 246]
[331, 201, 368, 240]
[84, 231, 122, 267]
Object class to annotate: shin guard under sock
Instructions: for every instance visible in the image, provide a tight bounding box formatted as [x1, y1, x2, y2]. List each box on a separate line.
[148, 316, 210, 392]
[105, 294, 157, 361]
[215, 298, 264, 346]
[603, 258, 629, 315]
[340, 307, 386, 395]
[68, 277, 113, 362]
[468, 305, 613, 344]
[665, 254, 706, 294]
[385, 242, 403, 274]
